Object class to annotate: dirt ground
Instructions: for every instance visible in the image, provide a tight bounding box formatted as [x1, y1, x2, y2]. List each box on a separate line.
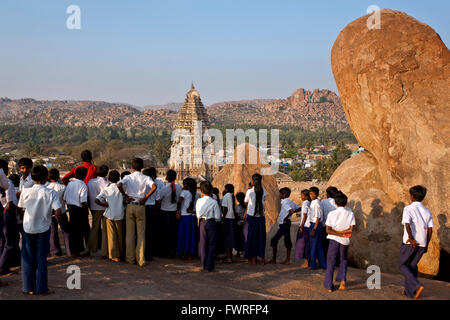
[1, 253, 449, 300]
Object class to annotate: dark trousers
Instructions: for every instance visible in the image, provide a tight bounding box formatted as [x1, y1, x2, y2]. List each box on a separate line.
[245, 215, 266, 259]
[0, 208, 19, 275]
[81, 207, 90, 249]
[162, 210, 179, 257]
[398, 244, 426, 298]
[21, 229, 50, 294]
[321, 226, 330, 257]
[309, 224, 326, 269]
[270, 222, 292, 249]
[68, 205, 85, 255]
[144, 205, 156, 260]
[199, 220, 217, 271]
[55, 213, 71, 256]
[323, 240, 348, 289]
[49, 216, 62, 256]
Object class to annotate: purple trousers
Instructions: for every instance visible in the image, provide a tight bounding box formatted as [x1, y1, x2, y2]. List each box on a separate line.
[49, 216, 62, 256]
[309, 224, 326, 269]
[0, 208, 19, 275]
[398, 244, 426, 298]
[199, 219, 217, 271]
[294, 226, 310, 260]
[323, 239, 349, 290]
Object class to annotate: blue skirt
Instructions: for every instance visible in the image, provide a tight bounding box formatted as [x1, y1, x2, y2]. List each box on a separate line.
[177, 215, 197, 255]
[245, 215, 266, 259]
[223, 218, 236, 249]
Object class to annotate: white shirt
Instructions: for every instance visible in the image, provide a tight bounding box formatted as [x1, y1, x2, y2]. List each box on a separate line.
[301, 200, 311, 228]
[1, 179, 18, 207]
[18, 184, 61, 234]
[196, 195, 221, 220]
[97, 183, 124, 221]
[179, 190, 196, 216]
[244, 187, 266, 217]
[0, 168, 9, 190]
[47, 182, 66, 213]
[326, 206, 356, 246]
[402, 202, 434, 247]
[321, 198, 337, 226]
[120, 171, 154, 202]
[309, 199, 323, 224]
[87, 177, 109, 210]
[160, 182, 182, 211]
[279, 198, 300, 225]
[145, 178, 163, 205]
[19, 174, 34, 191]
[64, 179, 88, 208]
[222, 193, 235, 219]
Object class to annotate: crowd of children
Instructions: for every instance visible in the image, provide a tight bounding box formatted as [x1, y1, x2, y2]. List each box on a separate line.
[0, 150, 434, 300]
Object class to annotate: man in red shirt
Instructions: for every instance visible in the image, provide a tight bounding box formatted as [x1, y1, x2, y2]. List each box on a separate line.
[62, 150, 98, 185]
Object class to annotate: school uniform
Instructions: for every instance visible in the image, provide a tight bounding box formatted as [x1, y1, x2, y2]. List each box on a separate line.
[46, 182, 66, 256]
[221, 192, 236, 250]
[244, 187, 267, 259]
[323, 206, 356, 290]
[144, 178, 164, 260]
[97, 183, 125, 260]
[120, 171, 154, 266]
[398, 202, 433, 298]
[177, 190, 199, 256]
[159, 182, 182, 257]
[18, 174, 34, 231]
[18, 184, 61, 294]
[309, 198, 326, 269]
[87, 176, 109, 254]
[271, 198, 299, 250]
[64, 179, 88, 256]
[196, 196, 221, 271]
[320, 198, 337, 256]
[234, 204, 246, 253]
[0, 179, 19, 275]
[294, 200, 311, 260]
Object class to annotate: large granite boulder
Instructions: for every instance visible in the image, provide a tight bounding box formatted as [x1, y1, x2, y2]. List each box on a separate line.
[212, 143, 281, 230]
[330, 9, 450, 276]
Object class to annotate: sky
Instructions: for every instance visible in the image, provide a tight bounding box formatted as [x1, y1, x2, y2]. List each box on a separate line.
[0, 0, 448, 106]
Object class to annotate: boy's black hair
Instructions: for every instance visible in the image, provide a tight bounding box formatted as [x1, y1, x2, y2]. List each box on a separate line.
[236, 192, 246, 204]
[280, 187, 291, 198]
[301, 189, 311, 202]
[200, 181, 213, 195]
[18, 158, 33, 169]
[334, 191, 348, 207]
[213, 187, 219, 195]
[121, 171, 131, 180]
[0, 159, 8, 175]
[75, 166, 88, 181]
[8, 174, 20, 187]
[309, 186, 320, 196]
[81, 150, 93, 162]
[326, 186, 339, 199]
[108, 170, 120, 183]
[48, 168, 60, 181]
[131, 158, 144, 171]
[31, 165, 48, 183]
[409, 185, 427, 202]
[97, 165, 109, 178]
[143, 167, 157, 179]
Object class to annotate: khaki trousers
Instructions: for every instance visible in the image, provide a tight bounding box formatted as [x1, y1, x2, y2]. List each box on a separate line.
[125, 204, 146, 266]
[87, 210, 106, 254]
[106, 218, 124, 260]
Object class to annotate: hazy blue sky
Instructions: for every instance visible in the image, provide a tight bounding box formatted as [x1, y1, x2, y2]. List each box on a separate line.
[0, 0, 448, 106]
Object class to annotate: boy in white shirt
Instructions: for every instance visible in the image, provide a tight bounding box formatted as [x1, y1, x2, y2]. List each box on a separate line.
[295, 189, 312, 269]
[96, 170, 125, 262]
[0, 160, 19, 276]
[46, 169, 66, 257]
[323, 191, 355, 292]
[196, 181, 221, 272]
[398, 185, 433, 300]
[64, 167, 88, 257]
[308, 187, 326, 270]
[117, 158, 156, 267]
[18, 165, 61, 295]
[269, 187, 301, 265]
[321, 186, 338, 256]
[87, 165, 109, 255]
[17, 158, 34, 235]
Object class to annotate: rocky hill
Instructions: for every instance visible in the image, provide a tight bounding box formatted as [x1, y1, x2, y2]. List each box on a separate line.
[0, 88, 349, 130]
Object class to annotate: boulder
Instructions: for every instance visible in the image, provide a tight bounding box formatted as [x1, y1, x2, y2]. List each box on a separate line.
[330, 9, 450, 276]
[212, 143, 281, 230]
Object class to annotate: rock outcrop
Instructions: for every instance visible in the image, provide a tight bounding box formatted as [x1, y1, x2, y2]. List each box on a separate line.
[329, 9, 450, 276]
[212, 143, 281, 229]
